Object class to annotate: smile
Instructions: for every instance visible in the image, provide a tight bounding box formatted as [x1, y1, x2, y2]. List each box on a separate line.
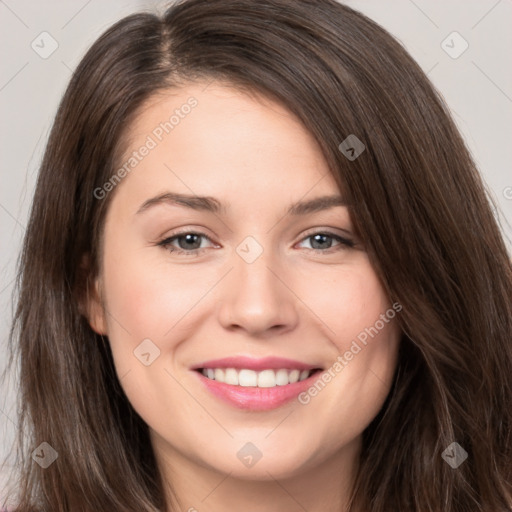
[191, 356, 324, 411]
[199, 367, 314, 387]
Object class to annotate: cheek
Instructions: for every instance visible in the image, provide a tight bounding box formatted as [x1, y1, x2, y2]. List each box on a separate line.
[330, 264, 399, 384]
[103, 244, 194, 379]
[298, 258, 393, 349]
[99, 242, 204, 364]
[296, 260, 400, 416]
[99, 248, 203, 422]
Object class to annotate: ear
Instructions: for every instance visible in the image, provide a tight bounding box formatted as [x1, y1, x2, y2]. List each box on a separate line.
[86, 277, 108, 335]
[78, 254, 108, 335]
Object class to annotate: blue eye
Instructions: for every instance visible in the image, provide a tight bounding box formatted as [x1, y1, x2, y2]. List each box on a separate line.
[157, 230, 354, 256]
[298, 232, 355, 251]
[157, 231, 214, 255]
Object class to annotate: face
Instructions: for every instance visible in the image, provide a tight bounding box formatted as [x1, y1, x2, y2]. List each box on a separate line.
[87, 81, 401, 482]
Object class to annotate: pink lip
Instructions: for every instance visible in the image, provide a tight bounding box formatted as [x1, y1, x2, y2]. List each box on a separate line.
[191, 356, 319, 371]
[194, 370, 321, 411]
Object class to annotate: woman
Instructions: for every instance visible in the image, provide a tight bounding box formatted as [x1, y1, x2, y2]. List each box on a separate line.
[2, 0, 511, 510]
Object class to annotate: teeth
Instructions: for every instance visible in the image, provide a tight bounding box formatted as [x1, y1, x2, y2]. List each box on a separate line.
[275, 369, 289, 385]
[239, 369, 258, 387]
[224, 368, 239, 385]
[257, 369, 275, 388]
[288, 369, 300, 384]
[200, 367, 314, 387]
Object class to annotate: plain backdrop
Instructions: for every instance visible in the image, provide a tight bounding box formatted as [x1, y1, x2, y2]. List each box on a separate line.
[1, 0, 511, 495]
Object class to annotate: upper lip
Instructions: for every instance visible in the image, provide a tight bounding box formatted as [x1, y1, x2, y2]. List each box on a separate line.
[191, 356, 322, 372]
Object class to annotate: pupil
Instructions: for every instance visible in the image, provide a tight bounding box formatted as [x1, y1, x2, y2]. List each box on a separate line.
[179, 234, 201, 250]
[311, 234, 330, 250]
[176, 234, 333, 251]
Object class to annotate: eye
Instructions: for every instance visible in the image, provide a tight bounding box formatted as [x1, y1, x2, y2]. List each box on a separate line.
[157, 229, 355, 257]
[297, 231, 355, 252]
[157, 231, 215, 256]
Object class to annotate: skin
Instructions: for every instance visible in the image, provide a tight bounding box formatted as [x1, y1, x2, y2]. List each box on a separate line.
[86, 81, 401, 512]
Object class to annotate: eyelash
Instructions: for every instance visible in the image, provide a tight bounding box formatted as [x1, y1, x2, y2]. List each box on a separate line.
[156, 229, 355, 256]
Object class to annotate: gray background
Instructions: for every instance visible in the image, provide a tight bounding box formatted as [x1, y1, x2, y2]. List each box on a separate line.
[1, 0, 511, 496]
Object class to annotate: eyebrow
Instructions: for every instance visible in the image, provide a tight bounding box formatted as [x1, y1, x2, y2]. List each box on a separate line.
[135, 192, 347, 216]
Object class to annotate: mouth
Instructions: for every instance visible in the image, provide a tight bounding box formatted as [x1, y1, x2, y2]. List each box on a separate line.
[191, 356, 324, 410]
[196, 367, 322, 387]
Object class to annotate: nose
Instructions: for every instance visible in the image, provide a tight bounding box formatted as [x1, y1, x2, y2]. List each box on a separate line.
[217, 246, 299, 337]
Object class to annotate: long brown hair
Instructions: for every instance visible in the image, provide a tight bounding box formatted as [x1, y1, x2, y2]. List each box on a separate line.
[2, 0, 511, 510]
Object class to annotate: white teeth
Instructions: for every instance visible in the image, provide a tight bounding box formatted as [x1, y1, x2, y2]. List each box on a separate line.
[257, 369, 276, 388]
[299, 370, 310, 381]
[238, 369, 257, 387]
[224, 368, 239, 385]
[288, 369, 300, 384]
[275, 369, 290, 385]
[200, 367, 314, 387]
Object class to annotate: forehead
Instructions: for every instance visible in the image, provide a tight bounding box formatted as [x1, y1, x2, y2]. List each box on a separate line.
[124, 81, 323, 159]
[109, 81, 341, 216]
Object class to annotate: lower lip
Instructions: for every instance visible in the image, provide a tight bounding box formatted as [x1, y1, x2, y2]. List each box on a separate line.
[194, 370, 321, 411]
